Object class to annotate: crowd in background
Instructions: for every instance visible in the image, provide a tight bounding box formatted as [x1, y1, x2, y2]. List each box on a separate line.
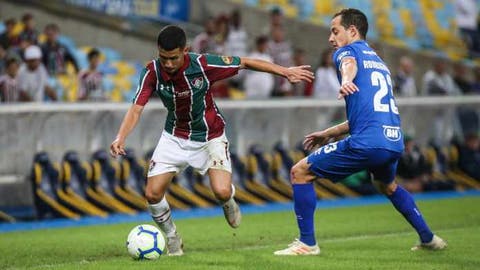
[0, 8, 479, 191]
[1, 6, 480, 103]
[0, 13, 105, 103]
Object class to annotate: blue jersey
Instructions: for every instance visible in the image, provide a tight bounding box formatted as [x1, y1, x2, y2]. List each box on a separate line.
[333, 40, 404, 153]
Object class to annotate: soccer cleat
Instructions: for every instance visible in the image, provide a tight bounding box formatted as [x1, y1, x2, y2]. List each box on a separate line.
[167, 233, 184, 256]
[222, 200, 242, 228]
[274, 239, 321, 256]
[411, 235, 447, 251]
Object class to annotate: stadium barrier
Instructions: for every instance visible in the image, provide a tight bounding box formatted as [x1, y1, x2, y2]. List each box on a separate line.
[1, 96, 480, 209]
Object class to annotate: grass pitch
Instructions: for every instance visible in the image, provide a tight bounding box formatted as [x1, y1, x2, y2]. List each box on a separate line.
[1, 196, 479, 270]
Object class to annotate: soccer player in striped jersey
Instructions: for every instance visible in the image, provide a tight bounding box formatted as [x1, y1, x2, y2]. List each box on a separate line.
[110, 25, 314, 256]
[274, 9, 446, 256]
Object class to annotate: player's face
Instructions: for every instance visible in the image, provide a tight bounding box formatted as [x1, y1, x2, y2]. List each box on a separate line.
[329, 15, 353, 50]
[158, 47, 187, 74]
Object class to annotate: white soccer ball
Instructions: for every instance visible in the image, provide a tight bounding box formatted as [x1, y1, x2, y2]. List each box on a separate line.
[126, 224, 166, 260]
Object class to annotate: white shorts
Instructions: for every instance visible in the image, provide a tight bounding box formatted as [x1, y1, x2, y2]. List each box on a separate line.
[148, 131, 232, 177]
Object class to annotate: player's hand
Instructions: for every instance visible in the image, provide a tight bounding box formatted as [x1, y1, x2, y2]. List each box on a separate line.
[303, 130, 332, 151]
[110, 137, 126, 157]
[285, 65, 314, 83]
[338, 81, 359, 99]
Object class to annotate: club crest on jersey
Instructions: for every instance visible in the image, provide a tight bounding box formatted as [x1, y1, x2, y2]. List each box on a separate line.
[221, 56, 233, 64]
[382, 125, 402, 142]
[191, 77, 204, 89]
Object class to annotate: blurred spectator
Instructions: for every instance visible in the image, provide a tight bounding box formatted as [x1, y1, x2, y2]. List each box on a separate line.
[192, 17, 217, 54]
[244, 36, 274, 99]
[0, 18, 20, 50]
[78, 48, 105, 101]
[291, 48, 313, 96]
[17, 45, 57, 101]
[225, 9, 248, 57]
[268, 26, 293, 96]
[0, 46, 6, 75]
[396, 136, 431, 193]
[0, 58, 24, 102]
[458, 132, 480, 180]
[41, 23, 78, 75]
[19, 13, 39, 46]
[421, 58, 460, 96]
[225, 9, 248, 88]
[452, 62, 473, 94]
[262, 6, 285, 36]
[213, 14, 230, 54]
[455, 0, 480, 57]
[313, 48, 339, 99]
[471, 66, 480, 94]
[393, 56, 417, 97]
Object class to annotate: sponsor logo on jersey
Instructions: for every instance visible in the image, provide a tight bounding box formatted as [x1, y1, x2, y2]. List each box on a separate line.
[382, 125, 402, 141]
[362, 50, 377, 56]
[175, 90, 191, 98]
[191, 77, 204, 89]
[221, 56, 233, 64]
[159, 84, 172, 92]
[336, 50, 351, 62]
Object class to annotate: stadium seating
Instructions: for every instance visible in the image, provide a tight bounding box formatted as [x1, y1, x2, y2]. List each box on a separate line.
[241, 0, 468, 58]
[26, 136, 476, 220]
[31, 152, 80, 219]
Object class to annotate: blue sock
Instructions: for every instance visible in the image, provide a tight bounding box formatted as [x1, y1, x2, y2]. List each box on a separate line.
[388, 186, 434, 243]
[292, 183, 316, 246]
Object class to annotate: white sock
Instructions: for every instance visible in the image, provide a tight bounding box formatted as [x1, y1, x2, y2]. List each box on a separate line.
[222, 184, 236, 207]
[148, 197, 177, 238]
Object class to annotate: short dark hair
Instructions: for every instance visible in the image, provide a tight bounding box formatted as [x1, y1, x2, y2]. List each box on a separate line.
[157, 25, 186, 51]
[333, 8, 368, 39]
[5, 57, 18, 67]
[87, 48, 100, 61]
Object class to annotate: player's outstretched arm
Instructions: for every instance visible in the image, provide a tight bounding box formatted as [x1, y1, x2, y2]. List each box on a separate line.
[338, 57, 359, 99]
[110, 104, 144, 157]
[239, 57, 314, 83]
[303, 121, 349, 151]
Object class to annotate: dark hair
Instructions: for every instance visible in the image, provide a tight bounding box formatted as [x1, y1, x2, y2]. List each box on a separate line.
[319, 48, 333, 67]
[5, 57, 18, 67]
[45, 23, 59, 32]
[255, 35, 268, 46]
[22, 13, 33, 22]
[333, 8, 368, 39]
[5, 18, 16, 26]
[87, 48, 100, 61]
[157, 25, 186, 51]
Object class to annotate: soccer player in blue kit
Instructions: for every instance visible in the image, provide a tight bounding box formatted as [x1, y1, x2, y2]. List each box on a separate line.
[274, 8, 447, 255]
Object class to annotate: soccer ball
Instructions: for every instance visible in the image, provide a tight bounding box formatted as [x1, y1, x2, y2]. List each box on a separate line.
[126, 224, 166, 260]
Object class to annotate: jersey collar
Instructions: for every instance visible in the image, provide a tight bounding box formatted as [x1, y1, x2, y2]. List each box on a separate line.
[159, 54, 190, 82]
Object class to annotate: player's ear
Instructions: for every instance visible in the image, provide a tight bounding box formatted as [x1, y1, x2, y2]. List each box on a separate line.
[183, 46, 190, 54]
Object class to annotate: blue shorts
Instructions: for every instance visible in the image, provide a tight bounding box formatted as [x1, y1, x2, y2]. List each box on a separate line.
[306, 138, 402, 183]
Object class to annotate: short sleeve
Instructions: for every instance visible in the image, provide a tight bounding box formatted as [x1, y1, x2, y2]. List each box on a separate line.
[132, 62, 157, 106]
[333, 46, 356, 72]
[201, 54, 241, 82]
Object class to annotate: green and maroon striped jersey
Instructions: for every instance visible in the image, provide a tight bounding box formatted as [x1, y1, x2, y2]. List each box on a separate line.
[133, 53, 241, 142]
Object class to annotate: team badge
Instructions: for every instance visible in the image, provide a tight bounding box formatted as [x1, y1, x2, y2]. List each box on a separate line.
[191, 77, 204, 89]
[221, 56, 233, 64]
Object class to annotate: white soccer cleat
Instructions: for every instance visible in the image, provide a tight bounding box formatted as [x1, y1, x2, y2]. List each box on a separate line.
[222, 200, 242, 228]
[274, 239, 321, 256]
[411, 235, 447, 251]
[167, 233, 184, 256]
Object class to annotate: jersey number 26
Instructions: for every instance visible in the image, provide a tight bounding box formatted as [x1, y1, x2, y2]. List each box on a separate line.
[371, 71, 399, 114]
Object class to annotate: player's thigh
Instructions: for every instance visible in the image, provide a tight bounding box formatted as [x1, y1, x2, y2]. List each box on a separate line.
[368, 149, 401, 184]
[190, 133, 232, 175]
[149, 132, 188, 177]
[307, 140, 366, 182]
[208, 168, 233, 201]
[145, 172, 176, 203]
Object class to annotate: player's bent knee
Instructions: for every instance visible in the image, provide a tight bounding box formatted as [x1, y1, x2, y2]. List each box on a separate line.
[290, 160, 314, 184]
[145, 187, 164, 204]
[374, 181, 397, 196]
[212, 184, 232, 201]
